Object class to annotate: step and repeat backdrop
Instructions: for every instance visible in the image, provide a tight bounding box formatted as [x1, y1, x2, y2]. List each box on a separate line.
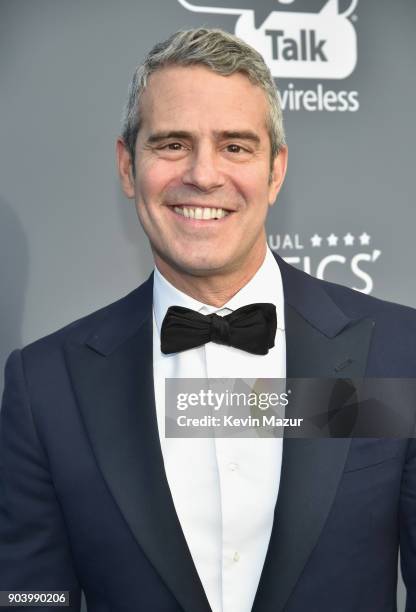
[1, 1, 414, 608]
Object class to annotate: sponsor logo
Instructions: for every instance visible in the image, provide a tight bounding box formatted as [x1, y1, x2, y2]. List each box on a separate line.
[177, 0, 360, 111]
[177, 0, 358, 79]
[268, 231, 381, 294]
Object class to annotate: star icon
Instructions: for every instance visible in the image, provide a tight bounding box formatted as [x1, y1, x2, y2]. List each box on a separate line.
[343, 233, 355, 246]
[359, 232, 371, 246]
[327, 233, 338, 247]
[310, 234, 322, 247]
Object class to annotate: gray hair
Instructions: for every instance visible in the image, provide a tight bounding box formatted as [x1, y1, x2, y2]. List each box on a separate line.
[121, 27, 286, 173]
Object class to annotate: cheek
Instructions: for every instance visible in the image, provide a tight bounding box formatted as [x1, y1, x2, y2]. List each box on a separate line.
[136, 160, 181, 203]
[233, 164, 270, 195]
[136, 174, 160, 204]
[238, 177, 270, 216]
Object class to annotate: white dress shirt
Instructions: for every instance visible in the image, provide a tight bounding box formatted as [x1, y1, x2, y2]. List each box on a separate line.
[152, 247, 286, 612]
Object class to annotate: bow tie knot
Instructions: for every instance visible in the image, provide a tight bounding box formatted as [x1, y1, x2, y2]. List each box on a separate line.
[161, 303, 277, 355]
[209, 313, 231, 346]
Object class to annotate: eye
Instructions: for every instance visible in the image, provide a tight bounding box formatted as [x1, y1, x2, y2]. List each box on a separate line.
[158, 142, 184, 151]
[155, 142, 189, 157]
[226, 144, 245, 153]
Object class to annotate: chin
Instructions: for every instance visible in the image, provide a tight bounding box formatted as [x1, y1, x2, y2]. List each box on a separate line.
[172, 252, 232, 277]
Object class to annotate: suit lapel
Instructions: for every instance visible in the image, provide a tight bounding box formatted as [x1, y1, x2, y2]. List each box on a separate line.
[252, 255, 375, 612]
[64, 276, 211, 612]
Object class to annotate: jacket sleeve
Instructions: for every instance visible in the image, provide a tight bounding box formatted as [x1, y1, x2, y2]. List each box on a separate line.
[400, 437, 416, 612]
[0, 349, 81, 611]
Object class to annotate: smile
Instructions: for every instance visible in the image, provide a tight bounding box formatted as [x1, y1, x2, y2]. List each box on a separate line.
[173, 206, 231, 220]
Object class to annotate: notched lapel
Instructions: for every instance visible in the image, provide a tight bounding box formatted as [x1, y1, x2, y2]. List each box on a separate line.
[253, 258, 375, 612]
[64, 284, 211, 612]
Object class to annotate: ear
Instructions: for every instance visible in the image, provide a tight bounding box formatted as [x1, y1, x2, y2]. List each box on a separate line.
[268, 145, 288, 206]
[116, 137, 135, 199]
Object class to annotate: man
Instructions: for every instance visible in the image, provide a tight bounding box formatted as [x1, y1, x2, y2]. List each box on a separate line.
[0, 27, 415, 612]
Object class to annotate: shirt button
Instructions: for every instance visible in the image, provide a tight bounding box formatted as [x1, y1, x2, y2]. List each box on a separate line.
[228, 462, 239, 471]
[233, 552, 240, 562]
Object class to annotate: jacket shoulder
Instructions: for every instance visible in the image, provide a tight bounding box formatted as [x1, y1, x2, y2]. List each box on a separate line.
[277, 252, 416, 327]
[20, 276, 153, 361]
[319, 274, 416, 325]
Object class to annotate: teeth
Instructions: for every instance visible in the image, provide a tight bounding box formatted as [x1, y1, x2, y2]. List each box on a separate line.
[173, 206, 230, 220]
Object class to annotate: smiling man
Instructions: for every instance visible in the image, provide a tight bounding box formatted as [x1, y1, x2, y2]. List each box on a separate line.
[117, 55, 287, 304]
[1, 28, 416, 612]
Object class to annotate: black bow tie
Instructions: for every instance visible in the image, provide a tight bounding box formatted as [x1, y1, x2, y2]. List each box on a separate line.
[160, 303, 277, 355]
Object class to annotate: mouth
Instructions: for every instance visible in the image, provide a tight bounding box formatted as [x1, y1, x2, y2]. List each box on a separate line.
[169, 205, 233, 221]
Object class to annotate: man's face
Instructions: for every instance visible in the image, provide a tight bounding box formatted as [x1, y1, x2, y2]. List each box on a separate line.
[118, 64, 287, 280]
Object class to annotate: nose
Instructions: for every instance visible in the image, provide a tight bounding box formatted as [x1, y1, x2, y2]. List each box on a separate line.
[182, 144, 225, 192]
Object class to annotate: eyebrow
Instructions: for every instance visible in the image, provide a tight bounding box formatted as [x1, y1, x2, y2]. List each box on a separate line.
[145, 130, 261, 146]
[146, 131, 190, 144]
[216, 130, 261, 145]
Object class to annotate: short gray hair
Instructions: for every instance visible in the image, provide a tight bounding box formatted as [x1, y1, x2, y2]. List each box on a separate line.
[121, 28, 286, 172]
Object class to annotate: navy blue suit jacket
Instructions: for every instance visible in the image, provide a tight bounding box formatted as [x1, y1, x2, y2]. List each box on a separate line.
[1, 254, 416, 611]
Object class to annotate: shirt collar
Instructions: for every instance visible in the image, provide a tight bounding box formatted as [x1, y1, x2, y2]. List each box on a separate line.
[153, 247, 284, 334]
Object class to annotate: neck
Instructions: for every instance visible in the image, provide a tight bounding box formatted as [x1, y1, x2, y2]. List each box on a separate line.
[154, 243, 267, 307]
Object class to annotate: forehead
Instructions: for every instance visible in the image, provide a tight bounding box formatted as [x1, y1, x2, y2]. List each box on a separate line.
[138, 65, 270, 135]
